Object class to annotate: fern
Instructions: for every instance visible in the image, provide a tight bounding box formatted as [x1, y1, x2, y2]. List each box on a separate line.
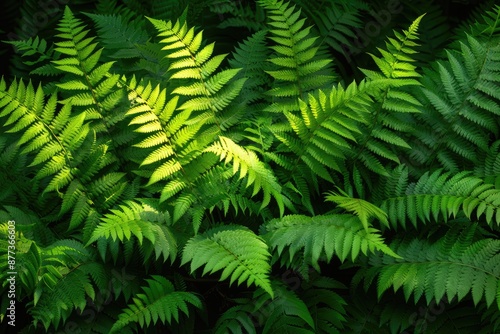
[356, 224, 500, 308]
[258, 0, 335, 113]
[475, 140, 500, 185]
[378, 167, 500, 229]
[4, 36, 55, 75]
[122, 75, 223, 231]
[300, 274, 347, 333]
[250, 280, 316, 333]
[110, 275, 202, 333]
[228, 30, 271, 105]
[26, 239, 109, 330]
[351, 15, 423, 176]
[326, 188, 389, 231]
[85, 12, 149, 61]
[0, 78, 86, 198]
[411, 30, 500, 171]
[267, 79, 374, 212]
[205, 136, 284, 215]
[214, 1, 267, 32]
[1, 1, 500, 332]
[214, 302, 257, 334]
[261, 214, 399, 271]
[148, 15, 246, 131]
[401, 3, 452, 66]
[182, 224, 274, 297]
[87, 200, 177, 263]
[312, 0, 367, 58]
[52, 7, 124, 132]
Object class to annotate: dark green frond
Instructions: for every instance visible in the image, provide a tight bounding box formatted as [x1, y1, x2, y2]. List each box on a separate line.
[356, 225, 500, 308]
[351, 16, 423, 176]
[379, 168, 500, 229]
[87, 200, 177, 263]
[411, 32, 500, 171]
[261, 214, 399, 271]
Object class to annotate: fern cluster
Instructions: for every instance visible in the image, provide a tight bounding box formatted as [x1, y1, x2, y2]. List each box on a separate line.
[1, 0, 500, 333]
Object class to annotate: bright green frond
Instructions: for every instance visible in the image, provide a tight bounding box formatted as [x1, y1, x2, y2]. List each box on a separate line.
[261, 214, 399, 271]
[258, 0, 336, 113]
[205, 136, 284, 216]
[110, 275, 201, 332]
[181, 225, 273, 297]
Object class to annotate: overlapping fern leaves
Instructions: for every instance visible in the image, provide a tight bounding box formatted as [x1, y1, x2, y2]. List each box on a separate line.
[182, 224, 274, 297]
[261, 214, 399, 272]
[377, 166, 500, 229]
[1, 1, 500, 333]
[110, 275, 201, 333]
[351, 15, 423, 176]
[410, 14, 500, 171]
[355, 225, 500, 308]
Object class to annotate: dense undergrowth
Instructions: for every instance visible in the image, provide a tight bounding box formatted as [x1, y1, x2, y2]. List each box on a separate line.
[0, 0, 500, 333]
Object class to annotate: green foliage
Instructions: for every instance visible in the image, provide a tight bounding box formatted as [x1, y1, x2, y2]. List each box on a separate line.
[355, 224, 500, 308]
[1, 1, 500, 333]
[110, 275, 202, 333]
[258, 0, 335, 113]
[182, 225, 273, 297]
[378, 167, 500, 229]
[261, 214, 399, 271]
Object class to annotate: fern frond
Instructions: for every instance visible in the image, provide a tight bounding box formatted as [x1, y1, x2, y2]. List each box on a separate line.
[214, 303, 256, 334]
[455, 4, 500, 43]
[300, 274, 347, 333]
[261, 214, 399, 271]
[356, 225, 500, 308]
[205, 136, 284, 216]
[87, 200, 176, 262]
[148, 16, 246, 132]
[28, 239, 107, 330]
[350, 16, 423, 177]
[252, 280, 316, 333]
[110, 275, 201, 333]
[258, 0, 335, 113]
[312, 0, 366, 57]
[475, 140, 500, 185]
[380, 167, 500, 229]
[215, 2, 267, 32]
[411, 33, 500, 171]
[326, 188, 389, 231]
[182, 224, 273, 297]
[51, 7, 122, 131]
[5, 36, 55, 74]
[267, 79, 374, 205]
[228, 30, 271, 105]
[124, 76, 226, 229]
[0, 222, 41, 298]
[85, 13, 149, 60]
[0, 78, 96, 202]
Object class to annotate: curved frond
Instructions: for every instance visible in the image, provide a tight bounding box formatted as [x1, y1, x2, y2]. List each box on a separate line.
[411, 31, 500, 171]
[181, 225, 273, 297]
[356, 225, 500, 308]
[110, 275, 201, 333]
[379, 167, 500, 229]
[261, 214, 399, 271]
[87, 200, 177, 262]
[205, 136, 284, 216]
